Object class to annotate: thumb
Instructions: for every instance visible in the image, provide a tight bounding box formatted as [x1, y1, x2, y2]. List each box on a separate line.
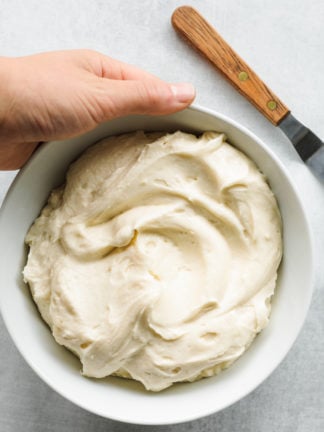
[97, 78, 195, 118]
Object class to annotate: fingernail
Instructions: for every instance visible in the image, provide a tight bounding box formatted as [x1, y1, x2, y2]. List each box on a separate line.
[171, 83, 195, 103]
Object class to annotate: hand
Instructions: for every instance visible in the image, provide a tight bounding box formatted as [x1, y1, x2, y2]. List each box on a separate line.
[0, 50, 195, 170]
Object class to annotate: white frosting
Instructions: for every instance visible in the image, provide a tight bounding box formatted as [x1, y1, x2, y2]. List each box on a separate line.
[24, 131, 282, 391]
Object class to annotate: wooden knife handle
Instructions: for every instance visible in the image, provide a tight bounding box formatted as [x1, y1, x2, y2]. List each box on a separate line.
[172, 6, 290, 125]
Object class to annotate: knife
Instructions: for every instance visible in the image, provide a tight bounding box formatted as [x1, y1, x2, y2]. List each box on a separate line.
[171, 6, 324, 176]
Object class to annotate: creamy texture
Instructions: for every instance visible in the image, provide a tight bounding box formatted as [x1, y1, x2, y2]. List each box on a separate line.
[24, 131, 282, 391]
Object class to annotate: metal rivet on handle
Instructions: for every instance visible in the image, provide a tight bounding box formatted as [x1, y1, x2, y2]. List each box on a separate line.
[267, 100, 277, 110]
[238, 71, 249, 81]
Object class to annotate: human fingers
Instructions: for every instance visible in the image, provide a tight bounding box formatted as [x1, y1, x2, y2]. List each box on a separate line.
[95, 77, 195, 118]
[94, 52, 164, 82]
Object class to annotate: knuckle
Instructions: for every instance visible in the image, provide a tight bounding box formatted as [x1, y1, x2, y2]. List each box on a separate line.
[140, 81, 170, 112]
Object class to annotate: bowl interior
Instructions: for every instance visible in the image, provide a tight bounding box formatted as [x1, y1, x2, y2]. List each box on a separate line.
[0, 106, 314, 425]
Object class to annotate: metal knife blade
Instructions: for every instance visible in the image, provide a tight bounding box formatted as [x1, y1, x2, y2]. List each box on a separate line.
[306, 147, 324, 178]
[279, 113, 324, 178]
[279, 113, 323, 161]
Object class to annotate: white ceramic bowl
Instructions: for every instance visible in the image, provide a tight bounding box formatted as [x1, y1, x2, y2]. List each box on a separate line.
[0, 105, 314, 425]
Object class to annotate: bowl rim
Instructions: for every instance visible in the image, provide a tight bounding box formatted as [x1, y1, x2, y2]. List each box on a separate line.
[0, 104, 315, 425]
